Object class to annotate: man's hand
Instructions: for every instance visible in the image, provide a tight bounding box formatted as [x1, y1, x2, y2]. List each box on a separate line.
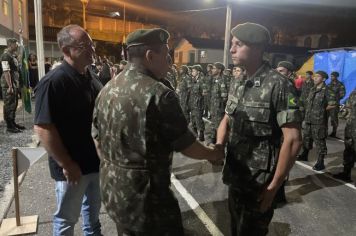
[7, 87, 13, 94]
[62, 160, 82, 185]
[258, 184, 278, 213]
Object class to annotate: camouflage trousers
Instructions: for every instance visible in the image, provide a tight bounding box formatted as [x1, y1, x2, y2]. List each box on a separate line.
[301, 123, 327, 156]
[203, 95, 210, 117]
[209, 110, 224, 142]
[191, 108, 204, 132]
[343, 125, 356, 170]
[328, 106, 339, 129]
[228, 187, 274, 236]
[2, 88, 18, 126]
[180, 104, 190, 124]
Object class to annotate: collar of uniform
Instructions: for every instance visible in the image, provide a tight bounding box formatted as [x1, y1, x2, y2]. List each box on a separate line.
[247, 61, 269, 86]
[127, 62, 160, 82]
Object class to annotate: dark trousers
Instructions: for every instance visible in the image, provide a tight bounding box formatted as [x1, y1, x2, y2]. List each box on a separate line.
[228, 187, 274, 236]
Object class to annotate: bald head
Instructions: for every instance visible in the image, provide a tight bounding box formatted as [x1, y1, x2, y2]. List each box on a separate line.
[57, 24, 86, 50]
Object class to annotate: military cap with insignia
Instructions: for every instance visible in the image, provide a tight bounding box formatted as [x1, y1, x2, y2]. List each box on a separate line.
[192, 64, 203, 72]
[213, 62, 225, 71]
[277, 61, 294, 71]
[231, 22, 271, 45]
[315, 70, 328, 79]
[331, 71, 339, 77]
[126, 28, 170, 48]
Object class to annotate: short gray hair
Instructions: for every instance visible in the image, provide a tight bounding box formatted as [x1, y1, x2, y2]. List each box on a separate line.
[57, 24, 81, 49]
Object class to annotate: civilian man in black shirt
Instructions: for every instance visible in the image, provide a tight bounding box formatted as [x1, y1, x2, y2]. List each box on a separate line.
[34, 24, 103, 236]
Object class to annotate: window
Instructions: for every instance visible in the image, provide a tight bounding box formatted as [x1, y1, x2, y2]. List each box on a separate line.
[200, 50, 207, 58]
[3, 0, 9, 16]
[189, 51, 195, 64]
[18, 0, 23, 25]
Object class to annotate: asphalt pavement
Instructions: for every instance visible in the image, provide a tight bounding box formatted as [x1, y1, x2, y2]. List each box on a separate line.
[1, 115, 356, 235]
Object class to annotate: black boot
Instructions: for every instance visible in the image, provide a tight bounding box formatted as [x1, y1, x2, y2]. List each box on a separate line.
[329, 127, 337, 137]
[333, 169, 352, 182]
[313, 155, 325, 171]
[12, 121, 25, 130]
[6, 121, 22, 133]
[297, 149, 309, 161]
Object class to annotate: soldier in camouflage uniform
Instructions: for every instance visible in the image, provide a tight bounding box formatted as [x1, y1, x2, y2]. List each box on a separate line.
[177, 65, 192, 123]
[165, 55, 177, 90]
[297, 71, 337, 170]
[1, 38, 25, 133]
[217, 22, 302, 235]
[276, 61, 295, 84]
[209, 62, 228, 144]
[190, 64, 205, 141]
[92, 28, 224, 235]
[223, 68, 232, 93]
[299, 71, 314, 119]
[333, 89, 356, 183]
[202, 71, 211, 118]
[327, 71, 346, 137]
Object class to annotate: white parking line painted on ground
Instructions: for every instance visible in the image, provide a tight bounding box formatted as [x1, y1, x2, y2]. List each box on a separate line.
[295, 161, 356, 190]
[171, 173, 224, 236]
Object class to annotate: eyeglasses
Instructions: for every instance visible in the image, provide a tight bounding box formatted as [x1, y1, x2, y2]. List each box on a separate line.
[68, 41, 95, 50]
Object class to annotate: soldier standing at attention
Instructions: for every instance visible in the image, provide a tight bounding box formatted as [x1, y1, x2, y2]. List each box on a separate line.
[216, 22, 302, 235]
[276, 61, 295, 83]
[202, 68, 211, 118]
[190, 64, 205, 141]
[92, 28, 224, 235]
[177, 65, 192, 123]
[327, 71, 345, 137]
[299, 71, 314, 118]
[333, 89, 356, 183]
[1, 38, 25, 133]
[297, 71, 337, 170]
[209, 62, 228, 144]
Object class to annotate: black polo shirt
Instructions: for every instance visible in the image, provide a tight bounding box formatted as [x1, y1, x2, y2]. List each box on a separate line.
[34, 60, 102, 181]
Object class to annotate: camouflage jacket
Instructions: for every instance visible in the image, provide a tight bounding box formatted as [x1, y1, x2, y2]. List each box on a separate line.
[223, 62, 301, 191]
[166, 71, 177, 90]
[299, 78, 314, 112]
[190, 75, 204, 110]
[304, 83, 337, 125]
[177, 74, 192, 107]
[201, 75, 212, 97]
[327, 80, 346, 104]
[345, 90, 356, 139]
[92, 63, 195, 231]
[210, 75, 228, 114]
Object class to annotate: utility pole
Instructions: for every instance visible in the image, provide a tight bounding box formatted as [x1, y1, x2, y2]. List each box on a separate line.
[223, 3, 232, 68]
[34, 0, 45, 79]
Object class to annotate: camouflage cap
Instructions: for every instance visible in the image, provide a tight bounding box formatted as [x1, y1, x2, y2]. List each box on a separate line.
[315, 70, 328, 79]
[120, 60, 127, 65]
[7, 38, 18, 45]
[277, 61, 294, 71]
[126, 28, 170, 48]
[213, 62, 225, 71]
[180, 65, 188, 73]
[331, 71, 339, 77]
[231, 22, 271, 45]
[192, 64, 203, 72]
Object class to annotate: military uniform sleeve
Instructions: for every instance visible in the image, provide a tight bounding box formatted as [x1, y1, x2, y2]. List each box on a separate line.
[157, 90, 196, 152]
[340, 82, 346, 100]
[326, 87, 337, 106]
[1, 53, 12, 72]
[274, 79, 302, 127]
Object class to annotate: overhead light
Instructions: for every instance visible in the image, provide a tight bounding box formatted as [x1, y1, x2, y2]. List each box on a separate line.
[109, 11, 121, 17]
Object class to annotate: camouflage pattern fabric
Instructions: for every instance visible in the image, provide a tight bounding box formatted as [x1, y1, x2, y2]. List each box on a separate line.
[201, 75, 212, 117]
[209, 75, 228, 141]
[223, 62, 301, 235]
[299, 79, 314, 119]
[177, 74, 192, 123]
[190, 75, 205, 133]
[1, 86, 18, 126]
[166, 71, 177, 90]
[92, 63, 196, 234]
[342, 90, 356, 170]
[327, 80, 345, 130]
[300, 83, 336, 155]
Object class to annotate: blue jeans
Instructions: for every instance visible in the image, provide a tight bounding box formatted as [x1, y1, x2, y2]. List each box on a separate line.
[53, 173, 102, 236]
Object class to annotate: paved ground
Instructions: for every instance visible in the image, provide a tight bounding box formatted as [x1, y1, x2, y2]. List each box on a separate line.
[1, 102, 356, 235]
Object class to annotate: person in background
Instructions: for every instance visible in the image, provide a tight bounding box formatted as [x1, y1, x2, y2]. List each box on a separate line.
[28, 53, 39, 89]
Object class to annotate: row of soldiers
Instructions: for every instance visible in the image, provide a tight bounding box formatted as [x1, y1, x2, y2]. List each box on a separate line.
[174, 63, 244, 143]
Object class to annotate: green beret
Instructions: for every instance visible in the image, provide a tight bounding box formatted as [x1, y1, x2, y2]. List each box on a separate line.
[231, 22, 271, 45]
[331, 71, 339, 77]
[213, 62, 225, 71]
[126, 28, 170, 48]
[315, 70, 328, 79]
[120, 60, 127, 65]
[277, 61, 294, 71]
[192, 64, 203, 72]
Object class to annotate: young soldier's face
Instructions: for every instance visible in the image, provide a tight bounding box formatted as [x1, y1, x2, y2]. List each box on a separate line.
[230, 37, 253, 66]
[313, 74, 324, 85]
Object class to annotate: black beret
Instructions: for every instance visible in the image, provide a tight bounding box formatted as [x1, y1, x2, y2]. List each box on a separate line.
[306, 71, 313, 75]
[7, 38, 18, 45]
[331, 71, 339, 77]
[277, 61, 294, 71]
[213, 62, 225, 71]
[192, 64, 203, 72]
[315, 70, 328, 79]
[231, 22, 271, 45]
[126, 28, 170, 48]
[120, 60, 127, 65]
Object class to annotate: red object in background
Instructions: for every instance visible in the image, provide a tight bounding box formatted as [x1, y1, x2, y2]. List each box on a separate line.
[295, 75, 305, 90]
